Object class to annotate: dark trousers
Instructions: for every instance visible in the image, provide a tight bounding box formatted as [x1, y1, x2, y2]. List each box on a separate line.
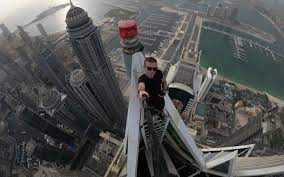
[148, 96, 165, 112]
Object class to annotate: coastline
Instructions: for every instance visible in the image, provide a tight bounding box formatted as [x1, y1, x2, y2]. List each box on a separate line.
[266, 94, 284, 108]
[199, 28, 284, 105]
[216, 75, 284, 108]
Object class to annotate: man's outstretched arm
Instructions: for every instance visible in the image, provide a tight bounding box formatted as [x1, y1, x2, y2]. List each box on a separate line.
[161, 76, 167, 91]
[159, 76, 168, 97]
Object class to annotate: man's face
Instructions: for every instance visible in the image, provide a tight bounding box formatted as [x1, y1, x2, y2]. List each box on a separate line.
[145, 61, 158, 79]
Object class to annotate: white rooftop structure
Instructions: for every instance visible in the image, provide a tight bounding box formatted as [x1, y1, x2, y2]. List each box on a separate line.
[168, 82, 194, 96]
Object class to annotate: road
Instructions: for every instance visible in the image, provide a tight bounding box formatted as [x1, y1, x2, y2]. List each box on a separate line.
[164, 12, 197, 74]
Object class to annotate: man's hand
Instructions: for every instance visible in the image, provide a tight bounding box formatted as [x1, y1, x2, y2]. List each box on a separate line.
[138, 82, 149, 99]
[139, 90, 149, 99]
[158, 89, 167, 97]
[159, 76, 168, 97]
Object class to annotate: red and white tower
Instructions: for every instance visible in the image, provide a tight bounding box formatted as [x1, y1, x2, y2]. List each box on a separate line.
[119, 20, 144, 78]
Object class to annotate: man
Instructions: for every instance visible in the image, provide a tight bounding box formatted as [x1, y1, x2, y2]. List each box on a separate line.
[138, 57, 167, 113]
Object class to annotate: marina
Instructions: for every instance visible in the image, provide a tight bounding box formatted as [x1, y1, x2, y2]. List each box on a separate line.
[202, 25, 284, 63]
[200, 29, 284, 99]
[231, 36, 248, 62]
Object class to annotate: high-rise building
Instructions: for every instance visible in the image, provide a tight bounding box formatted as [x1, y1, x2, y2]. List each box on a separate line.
[0, 99, 12, 122]
[0, 23, 12, 41]
[68, 69, 112, 129]
[65, 2, 126, 130]
[17, 26, 32, 45]
[37, 48, 68, 90]
[0, 51, 28, 82]
[14, 57, 34, 82]
[14, 44, 32, 61]
[1, 50, 35, 84]
[36, 23, 49, 42]
[26, 138, 76, 165]
[38, 87, 91, 136]
[18, 85, 40, 110]
[36, 23, 53, 48]
[17, 106, 75, 144]
[16, 26, 43, 64]
[196, 67, 217, 102]
[0, 121, 9, 139]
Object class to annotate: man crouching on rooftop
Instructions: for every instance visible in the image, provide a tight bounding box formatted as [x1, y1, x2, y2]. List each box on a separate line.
[138, 57, 167, 115]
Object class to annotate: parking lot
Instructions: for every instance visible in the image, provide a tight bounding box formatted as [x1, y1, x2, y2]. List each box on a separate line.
[138, 11, 183, 55]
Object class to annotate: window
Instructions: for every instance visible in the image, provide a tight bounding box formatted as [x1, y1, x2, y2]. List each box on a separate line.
[83, 42, 98, 71]
[90, 35, 106, 66]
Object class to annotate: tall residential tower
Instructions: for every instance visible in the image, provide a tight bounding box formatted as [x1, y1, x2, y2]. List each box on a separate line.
[65, 2, 126, 130]
[38, 86, 91, 137]
[0, 23, 12, 41]
[68, 69, 112, 128]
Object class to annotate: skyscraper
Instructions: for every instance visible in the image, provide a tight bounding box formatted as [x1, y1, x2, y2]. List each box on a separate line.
[38, 86, 91, 136]
[196, 67, 217, 102]
[36, 23, 49, 42]
[0, 51, 28, 82]
[25, 138, 76, 165]
[17, 26, 32, 46]
[36, 23, 53, 48]
[37, 48, 68, 90]
[14, 44, 32, 62]
[68, 69, 112, 129]
[14, 57, 34, 82]
[65, 2, 126, 130]
[0, 23, 12, 41]
[17, 106, 75, 144]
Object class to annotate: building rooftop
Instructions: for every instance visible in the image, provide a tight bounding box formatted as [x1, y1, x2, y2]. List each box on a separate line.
[196, 102, 207, 117]
[0, 121, 8, 137]
[70, 69, 86, 86]
[0, 101, 11, 121]
[65, 3, 89, 29]
[171, 60, 195, 85]
[39, 87, 62, 109]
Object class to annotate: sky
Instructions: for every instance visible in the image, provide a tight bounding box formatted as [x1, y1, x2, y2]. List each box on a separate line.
[0, 0, 107, 33]
[1, 0, 284, 24]
[0, 0, 69, 22]
[0, 0, 35, 21]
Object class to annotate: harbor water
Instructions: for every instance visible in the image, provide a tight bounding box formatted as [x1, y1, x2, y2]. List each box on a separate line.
[200, 29, 284, 100]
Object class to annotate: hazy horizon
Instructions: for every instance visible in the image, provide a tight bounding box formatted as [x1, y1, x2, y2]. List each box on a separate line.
[0, 0, 108, 32]
[0, 0, 70, 22]
[2, 0, 284, 23]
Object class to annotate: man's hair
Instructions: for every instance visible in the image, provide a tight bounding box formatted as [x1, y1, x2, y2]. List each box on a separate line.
[144, 57, 157, 65]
